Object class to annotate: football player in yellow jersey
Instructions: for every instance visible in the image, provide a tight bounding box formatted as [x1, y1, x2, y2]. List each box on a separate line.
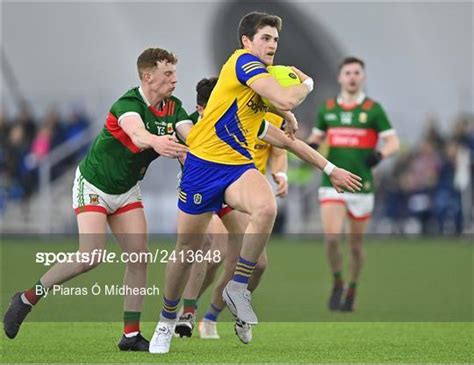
[150, 12, 362, 354]
[175, 81, 289, 343]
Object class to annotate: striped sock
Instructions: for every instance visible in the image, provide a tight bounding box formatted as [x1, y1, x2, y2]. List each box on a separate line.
[203, 303, 223, 322]
[123, 311, 141, 337]
[333, 271, 344, 288]
[183, 298, 197, 315]
[232, 256, 257, 284]
[22, 280, 46, 306]
[161, 297, 180, 320]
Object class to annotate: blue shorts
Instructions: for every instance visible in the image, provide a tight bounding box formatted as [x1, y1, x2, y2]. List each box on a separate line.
[178, 153, 256, 214]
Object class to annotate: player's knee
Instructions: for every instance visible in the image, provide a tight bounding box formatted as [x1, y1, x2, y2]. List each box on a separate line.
[325, 235, 340, 247]
[350, 244, 364, 260]
[125, 248, 150, 271]
[252, 201, 277, 224]
[176, 236, 205, 252]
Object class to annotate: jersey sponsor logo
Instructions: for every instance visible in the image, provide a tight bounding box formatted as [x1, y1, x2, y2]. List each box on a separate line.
[324, 113, 337, 121]
[247, 97, 269, 114]
[242, 61, 265, 74]
[340, 112, 353, 125]
[193, 193, 202, 205]
[359, 112, 368, 123]
[89, 194, 99, 205]
[327, 127, 378, 149]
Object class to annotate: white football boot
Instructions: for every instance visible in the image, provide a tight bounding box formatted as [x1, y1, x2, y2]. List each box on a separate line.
[149, 319, 176, 354]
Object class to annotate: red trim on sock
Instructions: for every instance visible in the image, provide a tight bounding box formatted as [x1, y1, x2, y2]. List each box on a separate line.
[24, 289, 41, 305]
[124, 321, 140, 334]
[183, 306, 196, 315]
[346, 287, 356, 299]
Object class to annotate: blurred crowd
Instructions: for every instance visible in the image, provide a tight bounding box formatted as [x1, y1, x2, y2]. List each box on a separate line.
[0, 100, 90, 211]
[1, 100, 473, 235]
[375, 114, 474, 235]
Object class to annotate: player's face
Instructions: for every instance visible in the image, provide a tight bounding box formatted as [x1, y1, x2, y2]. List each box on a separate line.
[338, 63, 365, 94]
[244, 26, 279, 65]
[146, 61, 177, 97]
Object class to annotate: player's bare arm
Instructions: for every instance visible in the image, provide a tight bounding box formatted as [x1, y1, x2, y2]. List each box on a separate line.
[269, 146, 288, 198]
[121, 115, 188, 158]
[175, 123, 193, 144]
[250, 76, 311, 111]
[262, 124, 362, 193]
[366, 133, 400, 167]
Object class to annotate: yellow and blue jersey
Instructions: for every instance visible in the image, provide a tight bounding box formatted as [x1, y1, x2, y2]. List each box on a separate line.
[186, 49, 271, 165]
[253, 113, 285, 174]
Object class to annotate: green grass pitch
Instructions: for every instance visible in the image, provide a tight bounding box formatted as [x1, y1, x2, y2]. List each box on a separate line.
[1, 236, 472, 363]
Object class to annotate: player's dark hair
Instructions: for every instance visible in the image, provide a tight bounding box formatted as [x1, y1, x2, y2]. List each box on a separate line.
[196, 77, 218, 107]
[238, 11, 282, 48]
[137, 48, 178, 80]
[338, 56, 365, 72]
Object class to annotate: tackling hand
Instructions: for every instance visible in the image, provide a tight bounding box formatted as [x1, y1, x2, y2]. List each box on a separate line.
[152, 135, 189, 159]
[329, 167, 363, 193]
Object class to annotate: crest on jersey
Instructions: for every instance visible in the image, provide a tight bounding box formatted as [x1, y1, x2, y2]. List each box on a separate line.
[89, 194, 99, 205]
[359, 112, 368, 123]
[167, 123, 174, 133]
[193, 193, 202, 205]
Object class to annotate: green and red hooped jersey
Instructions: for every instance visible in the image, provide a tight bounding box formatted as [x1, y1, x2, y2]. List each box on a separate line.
[79, 87, 191, 194]
[313, 94, 395, 193]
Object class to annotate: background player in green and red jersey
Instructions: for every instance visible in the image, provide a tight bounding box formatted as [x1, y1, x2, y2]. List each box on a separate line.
[3, 48, 190, 350]
[307, 56, 400, 311]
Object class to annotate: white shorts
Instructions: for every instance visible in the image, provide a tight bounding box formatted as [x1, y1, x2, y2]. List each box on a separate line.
[318, 187, 374, 220]
[72, 167, 143, 216]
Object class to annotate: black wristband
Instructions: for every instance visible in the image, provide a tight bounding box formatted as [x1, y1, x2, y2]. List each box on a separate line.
[366, 151, 383, 167]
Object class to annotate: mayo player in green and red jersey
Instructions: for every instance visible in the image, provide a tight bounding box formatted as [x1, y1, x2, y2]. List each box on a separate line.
[3, 48, 190, 350]
[308, 56, 400, 312]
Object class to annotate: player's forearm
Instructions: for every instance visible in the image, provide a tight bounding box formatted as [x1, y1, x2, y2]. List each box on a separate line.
[128, 128, 155, 150]
[280, 84, 310, 110]
[286, 138, 328, 171]
[380, 134, 400, 158]
[270, 147, 288, 175]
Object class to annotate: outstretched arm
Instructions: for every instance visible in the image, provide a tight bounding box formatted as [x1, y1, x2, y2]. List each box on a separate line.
[121, 115, 188, 158]
[261, 124, 362, 193]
